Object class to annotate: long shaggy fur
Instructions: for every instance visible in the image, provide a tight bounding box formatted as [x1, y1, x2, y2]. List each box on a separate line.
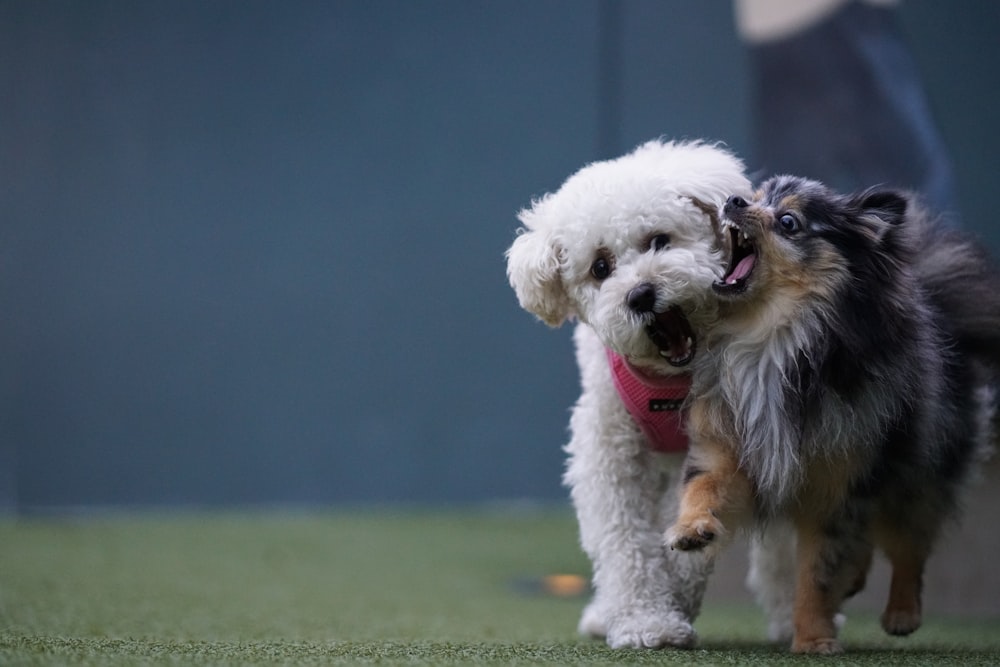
[506, 140, 797, 649]
[667, 175, 999, 654]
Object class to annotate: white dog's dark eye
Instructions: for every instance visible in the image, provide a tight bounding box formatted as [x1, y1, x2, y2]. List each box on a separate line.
[778, 213, 800, 233]
[591, 256, 612, 281]
[649, 234, 671, 251]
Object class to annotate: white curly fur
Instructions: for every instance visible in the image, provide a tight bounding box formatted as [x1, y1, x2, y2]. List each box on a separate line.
[507, 140, 797, 648]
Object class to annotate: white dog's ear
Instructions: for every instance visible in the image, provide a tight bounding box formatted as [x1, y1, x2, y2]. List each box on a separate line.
[688, 196, 727, 251]
[505, 226, 572, 327]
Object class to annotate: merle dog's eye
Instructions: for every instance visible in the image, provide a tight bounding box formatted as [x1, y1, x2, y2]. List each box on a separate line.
[778, 213, 800, 233]
[591, 256, 612, 281]
[649, 234, 671, 251]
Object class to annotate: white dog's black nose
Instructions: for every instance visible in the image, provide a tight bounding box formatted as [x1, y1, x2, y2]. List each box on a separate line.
[626, 283, 657, 313]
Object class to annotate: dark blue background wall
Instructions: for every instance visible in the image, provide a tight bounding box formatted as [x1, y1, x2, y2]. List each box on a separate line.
[1, 1, 997, 511]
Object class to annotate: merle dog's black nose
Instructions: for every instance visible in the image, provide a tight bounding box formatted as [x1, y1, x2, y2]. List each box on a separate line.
[626, 283, 657, 313]
[724, 195, 749, 214]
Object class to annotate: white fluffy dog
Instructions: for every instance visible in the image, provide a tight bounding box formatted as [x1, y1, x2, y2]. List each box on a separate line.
[506, 139, 794, 649]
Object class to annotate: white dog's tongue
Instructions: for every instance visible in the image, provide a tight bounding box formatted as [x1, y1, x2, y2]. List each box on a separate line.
[726, 254, 756, 285]
[649, 307, 695, 367]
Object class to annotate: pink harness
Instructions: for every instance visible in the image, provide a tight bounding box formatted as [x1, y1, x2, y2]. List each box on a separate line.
[605, 348, 690, 453]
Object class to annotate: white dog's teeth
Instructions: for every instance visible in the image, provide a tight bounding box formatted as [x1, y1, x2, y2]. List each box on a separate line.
[658, 350, 670, 359]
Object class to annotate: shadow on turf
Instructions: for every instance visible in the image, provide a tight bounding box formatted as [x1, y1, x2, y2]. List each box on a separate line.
[698, 640, 997, 663]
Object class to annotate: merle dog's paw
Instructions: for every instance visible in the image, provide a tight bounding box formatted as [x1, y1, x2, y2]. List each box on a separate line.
[881, 607, 921, 636]
[665, 514, 722, 551]
[792, 637, 843, 655]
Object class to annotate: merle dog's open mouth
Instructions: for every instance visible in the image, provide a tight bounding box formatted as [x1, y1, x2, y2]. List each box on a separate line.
[646, 306, 696, 367]
[714, 220, 757, 294]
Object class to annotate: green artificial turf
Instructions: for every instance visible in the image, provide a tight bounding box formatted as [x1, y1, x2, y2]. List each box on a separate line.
[1, 508, 998, 665]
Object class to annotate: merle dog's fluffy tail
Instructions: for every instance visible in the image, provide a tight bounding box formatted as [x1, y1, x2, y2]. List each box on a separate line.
[913, 205, 1000, 370]
[912, 202, 1000, 461]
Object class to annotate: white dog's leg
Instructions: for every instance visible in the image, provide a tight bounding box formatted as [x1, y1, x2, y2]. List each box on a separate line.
[568, 445, 712, 649]
[746, 520, 797, 642]
[565, 326, 711, 649]
[577, 597, 609, 639]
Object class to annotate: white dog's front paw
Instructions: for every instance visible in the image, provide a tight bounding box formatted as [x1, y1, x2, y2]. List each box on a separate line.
[766, 616, 794, 643]
[577, 599, 607, 639]
[606, 610, 697, 649]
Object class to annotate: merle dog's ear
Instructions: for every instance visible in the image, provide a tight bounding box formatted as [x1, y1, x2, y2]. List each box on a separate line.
[853, 187, 908, 226]
[850, 187, 909, 243]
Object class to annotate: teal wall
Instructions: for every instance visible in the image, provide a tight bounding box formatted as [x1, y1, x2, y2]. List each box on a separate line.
[1, 1, 996, 510]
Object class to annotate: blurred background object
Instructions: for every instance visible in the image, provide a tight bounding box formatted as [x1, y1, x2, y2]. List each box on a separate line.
[1, 0, 997, 514]
[737, 0, 959, 217]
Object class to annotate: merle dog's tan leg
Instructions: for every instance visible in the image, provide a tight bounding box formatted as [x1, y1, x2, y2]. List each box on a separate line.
[665, 404, 751, 551]
[878, 533, 927, 636]
[791, 514, 874, 655]
[791, 524, 844, 655]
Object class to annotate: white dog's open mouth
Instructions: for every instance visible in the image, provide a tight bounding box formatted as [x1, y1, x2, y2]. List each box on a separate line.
[645, 306, 696, 367]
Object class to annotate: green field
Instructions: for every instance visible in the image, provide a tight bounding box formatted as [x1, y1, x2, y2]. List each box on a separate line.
[1, 509, 998, 665]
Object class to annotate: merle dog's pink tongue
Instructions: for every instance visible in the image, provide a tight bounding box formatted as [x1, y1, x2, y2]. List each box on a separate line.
[726, 254, 756, 284]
